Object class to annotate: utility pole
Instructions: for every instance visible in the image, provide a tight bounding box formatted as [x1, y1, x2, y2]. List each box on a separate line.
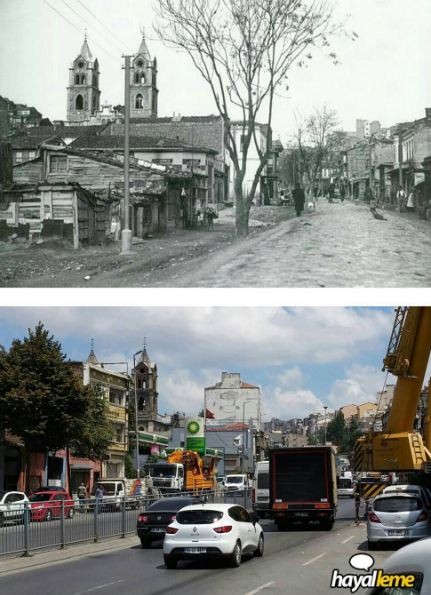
[324, 406, 328, 445]
[121, 55, 133, 254]
[398, 129, 403, 190]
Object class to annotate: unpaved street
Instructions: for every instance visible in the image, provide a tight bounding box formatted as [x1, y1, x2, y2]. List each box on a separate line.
[1, 201, 430, 287]
[171, 201, 431, 288]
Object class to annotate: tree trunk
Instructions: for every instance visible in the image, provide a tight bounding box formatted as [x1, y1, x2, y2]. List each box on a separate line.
[234, 175, 249, 236]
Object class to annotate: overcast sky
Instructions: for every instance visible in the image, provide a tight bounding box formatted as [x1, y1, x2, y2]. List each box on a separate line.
[0, 307, 419, 421]
[1, 0, 430, 140]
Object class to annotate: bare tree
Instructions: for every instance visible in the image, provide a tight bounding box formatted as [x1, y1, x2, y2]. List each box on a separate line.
[294, 105, 338, 194]
[154, 0, 352, 236]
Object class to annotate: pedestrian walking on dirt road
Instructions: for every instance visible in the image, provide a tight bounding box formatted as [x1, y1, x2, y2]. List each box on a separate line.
[292, 182, 305, 217]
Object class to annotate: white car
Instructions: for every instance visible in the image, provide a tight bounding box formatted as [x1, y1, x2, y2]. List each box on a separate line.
[366, 537, 430, 594]
[163, 503, 264, 568]
[0, 491, 29, 525]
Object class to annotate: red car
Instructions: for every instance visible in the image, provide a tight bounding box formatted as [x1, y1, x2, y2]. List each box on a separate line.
[29, 490, 75, 521]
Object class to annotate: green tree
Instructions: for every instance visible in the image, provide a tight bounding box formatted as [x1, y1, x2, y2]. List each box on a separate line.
[70, 384, 113, 460]
[0, 323, 111, 486]
[326, 410, 346, 445]
[342, 417, 362, 453]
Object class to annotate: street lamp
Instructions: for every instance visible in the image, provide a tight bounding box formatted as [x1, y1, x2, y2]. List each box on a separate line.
[324, 406, 328, 445]
[133, 350, 143, 479]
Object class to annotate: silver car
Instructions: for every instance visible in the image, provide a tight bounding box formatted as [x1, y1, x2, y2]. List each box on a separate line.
[367, 537, 431, 594]
[367, 493, 430, 550]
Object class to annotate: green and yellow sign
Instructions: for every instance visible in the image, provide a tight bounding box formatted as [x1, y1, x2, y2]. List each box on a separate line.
[185, 416, 205, 454]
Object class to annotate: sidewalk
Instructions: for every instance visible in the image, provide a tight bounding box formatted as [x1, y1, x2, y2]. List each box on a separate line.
[0, 534, 137, 576]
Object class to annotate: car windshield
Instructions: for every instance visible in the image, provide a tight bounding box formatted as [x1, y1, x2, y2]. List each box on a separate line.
[226, 476, 243, 484]
[338, 478, 352, 489]
[148, 498, 196, 512]
[29, 494, 51, 502]
[176, 509, 224, 524]
[150, 465, 177, 478]
[374, 497, 421, 513]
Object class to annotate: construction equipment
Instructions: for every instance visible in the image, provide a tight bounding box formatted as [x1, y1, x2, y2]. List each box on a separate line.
[354, 307, 431, 473]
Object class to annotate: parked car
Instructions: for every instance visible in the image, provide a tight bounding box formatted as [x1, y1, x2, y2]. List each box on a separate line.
[367, 492, 430, 550]
[163, 503, 264, 568]
[28, 489, 75, 521]
[366, 537, 430, 594]
[0, 491, 29, 526]
[137, 496, 202, 548]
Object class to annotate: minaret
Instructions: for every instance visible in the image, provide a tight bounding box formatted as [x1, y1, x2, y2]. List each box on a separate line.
[130, 32, 158, 119]
[67, 36, 101, 123]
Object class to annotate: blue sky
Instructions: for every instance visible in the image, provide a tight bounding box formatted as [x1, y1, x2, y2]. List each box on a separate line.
[1, 0, 430, 138]
[0, 307, 404, 420]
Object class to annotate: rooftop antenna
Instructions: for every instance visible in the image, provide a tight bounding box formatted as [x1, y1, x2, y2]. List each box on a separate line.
[90, 337, 94, 351]
[84, 28, 87, 42]
[143, 336, 147, 351]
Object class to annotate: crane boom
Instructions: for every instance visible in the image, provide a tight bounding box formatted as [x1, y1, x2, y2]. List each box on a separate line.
[354, 307, 431, 473]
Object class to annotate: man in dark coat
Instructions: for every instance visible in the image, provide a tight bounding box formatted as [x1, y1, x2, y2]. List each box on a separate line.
[292, 182, 305, 216]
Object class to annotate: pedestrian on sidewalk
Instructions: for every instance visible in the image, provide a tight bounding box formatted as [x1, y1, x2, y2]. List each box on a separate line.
[292, 181, 305, 216]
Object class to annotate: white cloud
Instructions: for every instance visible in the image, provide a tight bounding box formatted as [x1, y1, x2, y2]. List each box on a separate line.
[266, 388, 324, 420]
[326, 364, 388, 410]
[0, 307, 393, 371]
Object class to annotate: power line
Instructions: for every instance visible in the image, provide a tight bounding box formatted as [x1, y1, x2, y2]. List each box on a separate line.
[62, 0, 127, 55]
[43, 0, 122, 64]
[75, 0, 134, 53]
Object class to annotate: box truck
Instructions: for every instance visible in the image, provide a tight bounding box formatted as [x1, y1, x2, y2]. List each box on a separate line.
[269, 446, 337, 530]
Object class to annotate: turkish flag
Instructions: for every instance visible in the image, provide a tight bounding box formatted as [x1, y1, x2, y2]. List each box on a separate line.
[206, 408, 215, 419]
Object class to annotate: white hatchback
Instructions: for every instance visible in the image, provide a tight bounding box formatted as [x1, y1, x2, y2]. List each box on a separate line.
[0, 491, 29, 525]
[163, 503, 264, 568]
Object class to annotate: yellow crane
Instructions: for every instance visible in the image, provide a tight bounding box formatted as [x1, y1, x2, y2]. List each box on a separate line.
[354, 307, 431, 472]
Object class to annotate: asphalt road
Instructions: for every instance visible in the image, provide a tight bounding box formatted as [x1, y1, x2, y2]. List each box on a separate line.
[0, 499, 396, 595]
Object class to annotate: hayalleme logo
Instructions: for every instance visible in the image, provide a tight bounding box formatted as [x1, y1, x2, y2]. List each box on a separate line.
[330, 553, 417, 593]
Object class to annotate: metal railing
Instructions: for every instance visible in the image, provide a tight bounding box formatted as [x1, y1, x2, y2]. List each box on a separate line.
[0, 488, 252, 557]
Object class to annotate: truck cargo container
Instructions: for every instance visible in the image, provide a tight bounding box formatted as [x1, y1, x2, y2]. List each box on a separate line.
[269, 446, 337, 530]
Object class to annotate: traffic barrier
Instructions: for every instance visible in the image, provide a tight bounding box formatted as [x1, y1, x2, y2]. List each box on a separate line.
[0, 489, 253, 557]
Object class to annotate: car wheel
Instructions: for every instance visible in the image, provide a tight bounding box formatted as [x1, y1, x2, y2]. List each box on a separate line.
[164, 555, 177, 569]
[140, 537, 152, 549]
[230, 541, 242, 567]
[68, 508, 75, 519]
[254, 534, 264, 558]
[45, 510, 52, 522]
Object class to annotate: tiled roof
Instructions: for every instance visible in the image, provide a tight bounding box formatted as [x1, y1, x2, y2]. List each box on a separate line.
[241, 381, 259, 388]
[10, 125, 104, 148]
[71, 134, 217, 154]
[129, 115, 222, 124]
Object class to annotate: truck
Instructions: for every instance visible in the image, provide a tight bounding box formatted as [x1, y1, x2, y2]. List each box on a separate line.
[91, 477, 144, 510]
[144, 448, 222, 493]
[269, 446, 338, 530]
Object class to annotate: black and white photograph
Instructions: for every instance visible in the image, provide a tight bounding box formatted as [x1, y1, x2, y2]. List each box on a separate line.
[1, 0, 431, 287]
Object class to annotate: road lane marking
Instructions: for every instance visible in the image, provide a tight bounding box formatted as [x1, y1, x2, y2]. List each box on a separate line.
[341, 536, 354, 544]
[244, 581, 275, 595]
[72, 580, 124, 595]
[302, 553, 326, 566]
